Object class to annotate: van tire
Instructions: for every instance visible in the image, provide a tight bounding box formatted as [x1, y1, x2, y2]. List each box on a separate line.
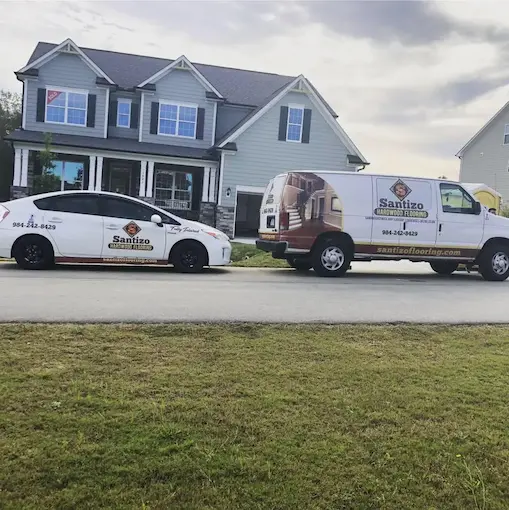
[478, 244, 509, 281]
[13, 235, 54, 270]
[287, 257, 312, 271]
[171, 240, 207, 273]
[429, 261, 458, 275]
[312, 237, 351, 277]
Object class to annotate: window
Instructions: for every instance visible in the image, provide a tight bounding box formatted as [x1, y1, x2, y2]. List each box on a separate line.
[331, 196, 342, 212]
[117, 100, 131, 128]
[32, 160, 84, 194]
[286, 106, 304, 142]
[154, 169, 193, 210]
[158, 103, 197, 138]
[46, 89, 88, 126]
[34, 194, 100, 215]
[440, 183, 476, 214]
[504, 124, 509, 145]
[99, 196, 179, 224]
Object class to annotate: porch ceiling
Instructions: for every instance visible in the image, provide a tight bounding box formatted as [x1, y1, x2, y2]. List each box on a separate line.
[6, 130, 218, 162]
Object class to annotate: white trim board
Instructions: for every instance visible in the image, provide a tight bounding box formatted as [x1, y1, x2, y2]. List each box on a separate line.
[13, 142, 218, 169]
[137, 55, 224, 99]
[218, 75, 368, 164]
[236, 185, 266, 194]
[18, 38, 114, 84]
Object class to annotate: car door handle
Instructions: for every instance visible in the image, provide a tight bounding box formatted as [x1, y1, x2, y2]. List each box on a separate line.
[48, 217, 63, 223]
[106, 224, 121, 230]
[439, 223, 442, 232]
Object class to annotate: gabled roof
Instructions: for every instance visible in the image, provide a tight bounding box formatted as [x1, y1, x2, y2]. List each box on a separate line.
[17, 38, 114, 84]
[216, 75, 369, 164]
[456, 100, 509, 157]
[24, 41, 317, 109]
[137, 55, 223, 99]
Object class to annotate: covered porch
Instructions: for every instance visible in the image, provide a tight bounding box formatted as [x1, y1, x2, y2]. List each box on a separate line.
[10, 142, 218, 223]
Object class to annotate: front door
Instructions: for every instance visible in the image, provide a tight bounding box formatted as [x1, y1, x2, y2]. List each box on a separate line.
[109, 166, 131, 196]
[436, 182, 484, 254]
[99, 195, 167, 263]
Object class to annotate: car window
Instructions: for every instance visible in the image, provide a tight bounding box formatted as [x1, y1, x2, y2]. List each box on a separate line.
[99, 196, 179, 224]
[33, 194, 100, 215]
[440, 184, 476, 214]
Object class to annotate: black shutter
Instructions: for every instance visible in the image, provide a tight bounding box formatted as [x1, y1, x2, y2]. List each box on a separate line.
[130, 103, 139, 129]
[278, 106, 288, 141]
[196, 107, 205, 140]
[36, 88, 46, 122]
[150, 102, 159, 134]
[87, 94, 97, 127]
[302, 109, 312, 144]
[108, 100, 118, 126]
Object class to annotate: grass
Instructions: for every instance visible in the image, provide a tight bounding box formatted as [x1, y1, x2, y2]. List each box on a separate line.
[230, 242, 287, 268]
[1, 324, 509, 509]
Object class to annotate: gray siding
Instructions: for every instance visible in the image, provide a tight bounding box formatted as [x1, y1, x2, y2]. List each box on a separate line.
[107, 91, 140, 140]
[220, 91, 353, 208]
[141, 68, 214, 148]
[215, 104, 254, 142]
[459, 105, 509, 200]
[25, 53, 107, 138]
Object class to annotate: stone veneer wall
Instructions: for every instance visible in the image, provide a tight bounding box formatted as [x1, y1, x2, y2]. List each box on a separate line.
[199, 202, 215, 227]
[216, 205, 235, 239]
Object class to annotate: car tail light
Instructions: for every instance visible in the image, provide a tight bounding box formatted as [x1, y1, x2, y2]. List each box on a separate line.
[0, 205, 9, 223]
[279, 211, 289, 231]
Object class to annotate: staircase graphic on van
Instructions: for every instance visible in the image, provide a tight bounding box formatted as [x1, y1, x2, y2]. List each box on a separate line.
[286, 204, 303, 230]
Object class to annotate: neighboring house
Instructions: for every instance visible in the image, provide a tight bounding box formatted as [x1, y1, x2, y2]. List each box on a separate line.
[5, 38, 368, 238]
[457, 100, 509, 201]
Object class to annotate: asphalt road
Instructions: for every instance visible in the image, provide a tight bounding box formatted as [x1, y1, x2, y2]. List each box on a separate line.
[0, 260, 507, 323]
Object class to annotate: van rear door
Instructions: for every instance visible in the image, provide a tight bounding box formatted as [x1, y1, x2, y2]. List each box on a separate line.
[258, 175, 287, 238]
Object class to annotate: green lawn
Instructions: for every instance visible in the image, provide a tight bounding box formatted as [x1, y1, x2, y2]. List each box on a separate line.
[1, 324, 509, 509]
[230, 242, 287, 268]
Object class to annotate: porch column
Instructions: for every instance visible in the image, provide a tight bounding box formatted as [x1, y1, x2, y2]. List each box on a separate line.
[202, 167, 210, 202]
[139, 161, 147, 197]
[209, 168, 216, 202]
[13, 148, 22, 186]
[88, 156, 96, 191]
[95, 156, 103, 191]
[146, 161, 154, 198]
[20, 149, 29, 187]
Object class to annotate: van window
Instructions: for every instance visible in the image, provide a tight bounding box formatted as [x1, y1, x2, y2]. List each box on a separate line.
[440, 183, 476, 214]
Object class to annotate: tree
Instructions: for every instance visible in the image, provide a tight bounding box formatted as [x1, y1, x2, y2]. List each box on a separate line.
[32, 133, 60, 194]
[0, 90, 21, 200]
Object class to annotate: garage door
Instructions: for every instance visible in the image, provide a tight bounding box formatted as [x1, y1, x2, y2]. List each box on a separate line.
[235, 192, 263, 237]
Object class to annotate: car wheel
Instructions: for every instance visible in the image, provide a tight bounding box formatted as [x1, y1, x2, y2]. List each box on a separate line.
[13, 236, 54, 270]
[311, 237, 351, 277]
[478, 245, 509, 281]
[429, 261, 458, 275]
[171, 241, 207, 273]
[286, 256, 312, 271]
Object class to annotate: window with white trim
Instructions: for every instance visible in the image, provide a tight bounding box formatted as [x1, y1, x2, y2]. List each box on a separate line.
[286, 106, 304, 142]
[158, 103, 197, 138]
[117, 100, 131, 128]
[154, 168, 193, 210]
[46, 89, 88, 126]
[504, 124, 509, 145]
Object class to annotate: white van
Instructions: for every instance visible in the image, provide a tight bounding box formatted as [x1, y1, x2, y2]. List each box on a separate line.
[256, 171, 509, 281]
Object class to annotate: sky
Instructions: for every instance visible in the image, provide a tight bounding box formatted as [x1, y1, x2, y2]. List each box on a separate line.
[1, 0, 509, 179]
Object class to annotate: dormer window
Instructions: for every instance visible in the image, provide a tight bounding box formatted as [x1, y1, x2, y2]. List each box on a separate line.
[117, 99, 131, 128]
[45, 87, 88, 126]
[158, 102, 197, 138]
[286, 105, 304, 142]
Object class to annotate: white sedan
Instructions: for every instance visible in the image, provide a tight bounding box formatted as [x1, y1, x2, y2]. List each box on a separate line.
[0, 190, 231, 272]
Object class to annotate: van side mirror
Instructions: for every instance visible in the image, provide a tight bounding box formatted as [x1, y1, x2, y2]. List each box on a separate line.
[473, 201, 481, 215]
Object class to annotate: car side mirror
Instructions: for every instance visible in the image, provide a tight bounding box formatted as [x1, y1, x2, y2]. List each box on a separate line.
[473, 201, 481, 215]
[151, 214, 163, 225]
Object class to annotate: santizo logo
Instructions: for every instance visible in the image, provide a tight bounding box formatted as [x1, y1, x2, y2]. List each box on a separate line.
[108, 221, 154, 251]
[375, 179, 428, 218]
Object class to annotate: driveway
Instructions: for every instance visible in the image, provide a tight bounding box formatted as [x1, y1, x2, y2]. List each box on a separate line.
[0, 261, 505, 323]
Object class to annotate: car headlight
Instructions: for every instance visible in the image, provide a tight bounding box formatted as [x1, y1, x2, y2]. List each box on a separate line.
[204, 230, 229, 241]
